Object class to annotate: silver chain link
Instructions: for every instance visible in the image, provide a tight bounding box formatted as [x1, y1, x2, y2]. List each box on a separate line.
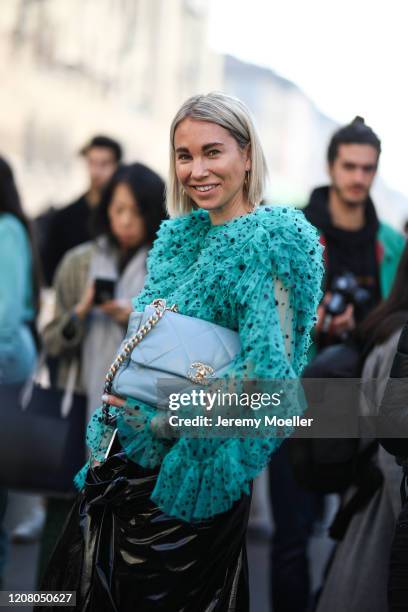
[102, 299, 177, 425]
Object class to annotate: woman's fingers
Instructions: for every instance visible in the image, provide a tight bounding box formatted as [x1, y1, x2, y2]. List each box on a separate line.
[99, 300, 132, 325]
[98, 301, 118, 317]
[101, 394, 126, 407]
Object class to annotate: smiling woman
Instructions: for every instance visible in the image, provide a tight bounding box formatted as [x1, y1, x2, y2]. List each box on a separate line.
[36, 93, 323, 612]
[168, 91, 267, 221]
[173, 118, 252, 224]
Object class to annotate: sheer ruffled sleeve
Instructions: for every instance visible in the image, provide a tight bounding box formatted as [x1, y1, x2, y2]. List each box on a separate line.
[274, 279, 293, 362]
[149, 208, 324, 521]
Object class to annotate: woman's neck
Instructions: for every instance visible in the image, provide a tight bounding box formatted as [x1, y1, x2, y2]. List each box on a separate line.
[208, 195, 252, 226]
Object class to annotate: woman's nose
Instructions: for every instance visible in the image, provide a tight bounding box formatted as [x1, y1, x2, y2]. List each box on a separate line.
[123, 211, 135, 225]
[191, 157, 209, 179]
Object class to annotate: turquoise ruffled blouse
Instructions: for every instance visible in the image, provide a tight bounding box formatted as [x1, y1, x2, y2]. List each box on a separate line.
[75, 205, 324, 521]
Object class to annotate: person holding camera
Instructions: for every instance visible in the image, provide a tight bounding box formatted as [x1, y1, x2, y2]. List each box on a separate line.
[268, 118, 405, 612]
[36, 163, 166, 582]
[305, 117, 404, 348]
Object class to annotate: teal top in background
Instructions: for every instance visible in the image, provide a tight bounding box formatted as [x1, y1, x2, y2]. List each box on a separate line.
[0, 213, 36, 383]
[377, 222, 406, 299]
[75, 205, 324, 521]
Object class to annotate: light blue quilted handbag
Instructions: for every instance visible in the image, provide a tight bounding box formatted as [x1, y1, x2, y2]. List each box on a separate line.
[102, 299, 241, 424]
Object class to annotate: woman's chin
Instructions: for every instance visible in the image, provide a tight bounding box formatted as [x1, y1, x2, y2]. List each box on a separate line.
[117, 238, 141, 250]
[191, 199, 222, 212]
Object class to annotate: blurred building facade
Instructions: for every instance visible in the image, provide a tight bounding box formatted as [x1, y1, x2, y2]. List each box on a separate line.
[224, 54, 336, 204]
[224, 55, 408, 228]
[0, 0, 222, 213]
[0, 0, 406, 228]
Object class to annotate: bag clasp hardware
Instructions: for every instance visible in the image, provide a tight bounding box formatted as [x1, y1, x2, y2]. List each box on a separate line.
[187, 362, 215, 386]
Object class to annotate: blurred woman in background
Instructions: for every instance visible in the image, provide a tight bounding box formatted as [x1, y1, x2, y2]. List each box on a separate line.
[0, 156, 41, 584]
[37, 162, 166, 581]
[316, 244, 408, 612]
[43, 162, 166, 418]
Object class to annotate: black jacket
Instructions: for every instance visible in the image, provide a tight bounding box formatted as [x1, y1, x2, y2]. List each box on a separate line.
[303, 186, 381, 318]
[41, 194, 94, 285]
[379, 322, 408, 458]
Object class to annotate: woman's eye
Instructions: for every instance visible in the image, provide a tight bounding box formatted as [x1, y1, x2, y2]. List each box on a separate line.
[177, 154, 191, 161]
[111, 204, 124, 214]
[208, 149, 220, 157]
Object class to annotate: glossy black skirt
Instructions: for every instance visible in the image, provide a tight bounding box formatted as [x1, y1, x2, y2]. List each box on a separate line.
[34, 442, 251, 612]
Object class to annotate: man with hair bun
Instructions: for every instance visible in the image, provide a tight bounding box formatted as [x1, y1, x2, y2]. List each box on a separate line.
[268, 118, 405, 612]
[305, 116, 404, 344]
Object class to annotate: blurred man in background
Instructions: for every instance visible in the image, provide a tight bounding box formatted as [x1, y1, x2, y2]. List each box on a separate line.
[42, 135, 122, 284]
[268, 118, 405, 612]
[305, 117, 404, 349]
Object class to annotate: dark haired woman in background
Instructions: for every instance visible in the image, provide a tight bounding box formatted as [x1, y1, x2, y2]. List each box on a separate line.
[0, 156, 41, 584]
[43, 162, 166, 418]
[37, 162, 166, 581]
[315, 244, 408, 612]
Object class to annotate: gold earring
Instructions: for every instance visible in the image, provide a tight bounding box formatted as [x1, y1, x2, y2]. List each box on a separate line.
[244, 171, 255, 212]
[244, 170, 250, 191]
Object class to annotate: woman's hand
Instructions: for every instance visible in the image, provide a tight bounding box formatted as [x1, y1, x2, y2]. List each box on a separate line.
[99, 299, 132, 325]
[315, 292, 355, 337]
[101, 393, 126, 408]
[100, 395, 178, 439]
[74, 284, 95, 320]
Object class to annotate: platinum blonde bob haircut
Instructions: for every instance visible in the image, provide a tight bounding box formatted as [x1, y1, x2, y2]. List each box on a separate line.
[167, 92, 268, 217]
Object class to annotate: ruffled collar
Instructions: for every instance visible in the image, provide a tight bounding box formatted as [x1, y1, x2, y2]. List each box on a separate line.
[172, 204, 274, 234]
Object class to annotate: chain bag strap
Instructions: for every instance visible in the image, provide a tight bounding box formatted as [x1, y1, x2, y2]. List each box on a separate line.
[101, 298, 178, 426]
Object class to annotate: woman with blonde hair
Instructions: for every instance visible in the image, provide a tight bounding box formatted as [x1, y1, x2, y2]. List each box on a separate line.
[37, 92, 323, 611]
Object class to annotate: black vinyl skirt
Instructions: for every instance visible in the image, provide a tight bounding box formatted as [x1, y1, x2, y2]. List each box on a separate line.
[35, 441, 251, 612]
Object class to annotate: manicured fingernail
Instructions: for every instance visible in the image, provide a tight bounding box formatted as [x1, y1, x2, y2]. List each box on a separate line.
[102, 394, 109, 403]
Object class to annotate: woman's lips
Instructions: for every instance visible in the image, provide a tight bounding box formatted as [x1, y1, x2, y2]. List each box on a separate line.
[190, 184, 220, 194]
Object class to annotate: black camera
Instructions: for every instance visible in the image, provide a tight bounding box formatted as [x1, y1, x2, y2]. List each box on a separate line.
[321, 272, 371, 340]
[325, 272, 371, 318]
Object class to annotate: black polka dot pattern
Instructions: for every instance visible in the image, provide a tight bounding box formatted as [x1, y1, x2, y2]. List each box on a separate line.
[75, 205, 324, 522]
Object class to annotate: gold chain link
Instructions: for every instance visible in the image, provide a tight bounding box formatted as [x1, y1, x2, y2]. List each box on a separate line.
[102, 298, 178, 425]
[104, 298, 177, 391]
